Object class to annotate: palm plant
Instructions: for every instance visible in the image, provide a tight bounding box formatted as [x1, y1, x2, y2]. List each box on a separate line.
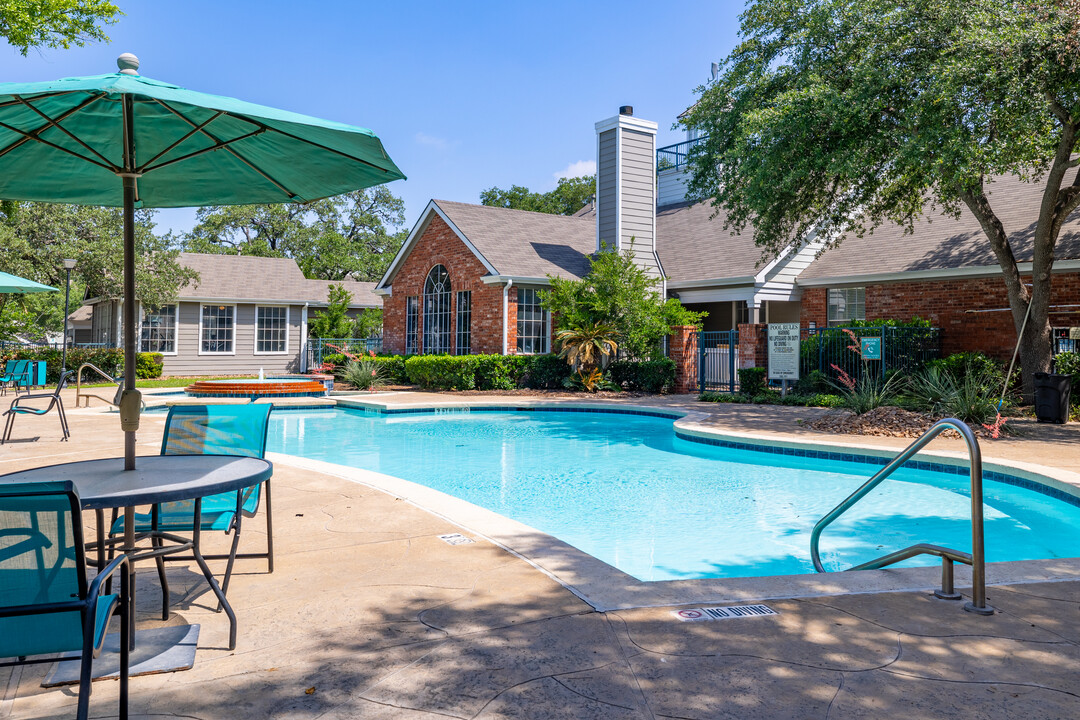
[555, 322, 619, 373]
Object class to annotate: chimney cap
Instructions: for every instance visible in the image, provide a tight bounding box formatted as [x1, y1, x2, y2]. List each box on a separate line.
[619, 105, 633, 116]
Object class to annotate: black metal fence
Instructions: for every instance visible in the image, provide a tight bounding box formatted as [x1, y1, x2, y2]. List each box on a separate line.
[1053, 328, 1077, 355]
[699, 330, 738, 393]
[308, 337, 383, 369]
[797, 326, 942, 381]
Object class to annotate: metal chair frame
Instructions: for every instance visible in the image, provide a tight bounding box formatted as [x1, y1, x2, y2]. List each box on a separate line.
[0, 481, 132, 720]
[1, 370, 72, 444]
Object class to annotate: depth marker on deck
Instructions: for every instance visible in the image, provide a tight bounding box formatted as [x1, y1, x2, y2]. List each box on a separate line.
[672, 604, 778, 622]
[438, 533, 475, 546]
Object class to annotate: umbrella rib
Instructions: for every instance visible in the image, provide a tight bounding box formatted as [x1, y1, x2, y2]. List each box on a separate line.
[136, 110, 225, 171]
[148, 98, 301, 200]
[0, 90, 82, 109]
[0, 118, 117, 172]
[139, 127, 264, 173]
[14, 95, 117, 169]
[264, 125, 393, 174]
[0, 94, 118, 170]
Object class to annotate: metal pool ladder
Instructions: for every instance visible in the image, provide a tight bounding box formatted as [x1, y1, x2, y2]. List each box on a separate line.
[809, 418, 994, 615]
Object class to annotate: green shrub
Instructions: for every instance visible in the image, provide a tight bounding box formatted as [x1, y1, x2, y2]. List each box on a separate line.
[1, 347, 125, 384]
[751, 389, 781, 404]
[803, 392, 846, 408]
[321, 353, 347, 368]
[699, 390, 749, 403]
[738, 367, 768, 396]
[831, 367, 904, 414]
[794, 369, 831, 395]
[925, 352, 1003, 386]
[1054, 350, 1080, 381]
[474, 354, 531, 390]
[609, 358, 676, 393]
[525, 354, 572, 389]
[373, 355, 409, 384]
[135, 353, 164, 379]
[404, 355, 478, 390]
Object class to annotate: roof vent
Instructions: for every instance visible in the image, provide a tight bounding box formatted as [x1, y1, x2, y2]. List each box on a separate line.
[619, 105, 633, 116]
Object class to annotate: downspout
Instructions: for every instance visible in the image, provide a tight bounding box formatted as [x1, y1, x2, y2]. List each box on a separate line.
[300, 303, 309, 372]
[502, 279, 514, 355]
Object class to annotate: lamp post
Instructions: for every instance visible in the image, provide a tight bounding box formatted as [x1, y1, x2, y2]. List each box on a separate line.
[61, 258, 77, 375]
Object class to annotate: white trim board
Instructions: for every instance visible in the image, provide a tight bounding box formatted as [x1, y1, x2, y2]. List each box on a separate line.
[798, 258, 1080, 288]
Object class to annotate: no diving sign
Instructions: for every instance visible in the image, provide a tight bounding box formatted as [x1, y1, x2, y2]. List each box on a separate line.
[672, 604, 778, 622]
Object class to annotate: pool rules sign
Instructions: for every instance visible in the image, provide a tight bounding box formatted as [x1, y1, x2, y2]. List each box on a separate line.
[768, 323, 800, 381]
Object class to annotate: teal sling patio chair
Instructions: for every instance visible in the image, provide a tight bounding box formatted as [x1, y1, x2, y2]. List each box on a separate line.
[0, 359, 30, 396]
[1, 370, 72, 444]
[110, 403, 274, 612]
[0, 481, 131, 720]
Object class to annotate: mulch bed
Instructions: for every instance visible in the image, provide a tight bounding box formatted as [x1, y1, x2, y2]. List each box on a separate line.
[802, 405, 1004, 439]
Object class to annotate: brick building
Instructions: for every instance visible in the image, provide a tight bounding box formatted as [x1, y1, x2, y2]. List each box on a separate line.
[378, 105, 1080, 363]
[797, 175, 1080, 361]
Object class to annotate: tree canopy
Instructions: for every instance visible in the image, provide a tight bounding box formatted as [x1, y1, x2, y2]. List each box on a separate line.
[542, 244, 705, 361]
[0, 201, 195, 340]
[682, 0, 1080, 393]
[480, 175, 595, 216]
[183, 187, 407, 282]
[0, 0, 122, 55]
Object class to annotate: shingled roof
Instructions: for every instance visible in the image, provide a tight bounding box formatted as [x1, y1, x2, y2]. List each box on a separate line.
[177, 253, 379, 306]
[432, 200, 595, 279]
[656, 201, 769, 282]
[800, 175, 1080, 283]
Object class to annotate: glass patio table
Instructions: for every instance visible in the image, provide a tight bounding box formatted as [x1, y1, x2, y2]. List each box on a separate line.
[0, 454, 272, 652]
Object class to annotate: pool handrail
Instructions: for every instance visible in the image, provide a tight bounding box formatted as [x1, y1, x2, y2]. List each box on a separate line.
[75, 363, 131, 409]
[809, 418, 992, 615]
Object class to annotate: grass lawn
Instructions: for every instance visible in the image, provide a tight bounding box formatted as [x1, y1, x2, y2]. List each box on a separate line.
[75, 375, 257, 389]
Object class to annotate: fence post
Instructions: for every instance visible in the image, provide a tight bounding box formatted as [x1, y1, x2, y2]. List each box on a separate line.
[698, 331, 705, 394]
[729, 330, 738, 393]
[880, 327, 887, 378]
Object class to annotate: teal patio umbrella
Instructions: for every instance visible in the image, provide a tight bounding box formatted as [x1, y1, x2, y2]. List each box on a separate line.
[0, 54, 405, 467]
[0, 271, 57, 294]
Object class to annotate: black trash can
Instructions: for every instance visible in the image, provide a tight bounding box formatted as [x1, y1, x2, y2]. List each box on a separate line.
[1033, 372, 1071, 424]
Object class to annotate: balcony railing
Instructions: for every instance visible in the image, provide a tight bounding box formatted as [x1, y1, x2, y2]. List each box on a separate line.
[656, 137, 705, 173]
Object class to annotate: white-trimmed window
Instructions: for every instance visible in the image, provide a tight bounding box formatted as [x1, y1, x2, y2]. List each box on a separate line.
[827, 288, 866, 326]
[256, 305, 289, 354]
[423, 265, 452, 354]
[455, 290, 471, 355]
[140, 304, 177, 354]
[200, 304, 235, 354]
[516, 288, 550, 354]
[405, 297, 418, 354]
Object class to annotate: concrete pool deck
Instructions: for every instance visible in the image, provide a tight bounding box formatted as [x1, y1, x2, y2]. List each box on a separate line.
[2, 389, 1079, 719]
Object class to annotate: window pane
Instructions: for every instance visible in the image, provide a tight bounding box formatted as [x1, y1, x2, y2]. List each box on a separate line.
[257, 306, 288, 353]
[516, 288, 549, 354]
[423, 265, 452, 354]
[140, 305, 176, 353]
[201, 305, 234, 353]
[827, 288, 865, 325]
[456, 291, 471, 355]
[405, 297, 418, 355]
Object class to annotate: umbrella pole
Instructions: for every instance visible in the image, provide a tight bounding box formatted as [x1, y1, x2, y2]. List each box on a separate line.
[122, 94, 138, 470]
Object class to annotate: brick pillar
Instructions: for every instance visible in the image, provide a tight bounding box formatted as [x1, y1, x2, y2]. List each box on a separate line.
[668, 325, 698, 394]
[737, 323, 767, 369]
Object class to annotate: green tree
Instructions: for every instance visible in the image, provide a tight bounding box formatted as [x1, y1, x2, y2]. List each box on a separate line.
[480, 175, 595, 216]
[351, 307, 382, 339]
[682, 0, 1080, 398]
[0, 0, 122, 55]
[184, 187, 407, 281]
[308, 284, 354, 338]
[0, 201, 195, 339]
[542, 244, 705, 360]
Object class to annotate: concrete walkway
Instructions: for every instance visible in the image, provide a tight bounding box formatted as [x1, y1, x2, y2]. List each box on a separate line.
[1, 391, 1078, 719]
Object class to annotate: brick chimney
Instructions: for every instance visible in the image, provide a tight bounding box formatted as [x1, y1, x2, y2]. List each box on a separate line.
[594, 106, 662, 280]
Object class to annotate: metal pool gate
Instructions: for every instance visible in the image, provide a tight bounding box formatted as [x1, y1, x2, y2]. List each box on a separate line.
[699, 330, 738, 393]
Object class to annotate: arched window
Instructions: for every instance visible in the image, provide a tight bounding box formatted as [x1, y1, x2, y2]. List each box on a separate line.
[422, 264, 452, 353]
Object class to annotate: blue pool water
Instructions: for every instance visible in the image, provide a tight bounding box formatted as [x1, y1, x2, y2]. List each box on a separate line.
[267, 408, 1080, 581]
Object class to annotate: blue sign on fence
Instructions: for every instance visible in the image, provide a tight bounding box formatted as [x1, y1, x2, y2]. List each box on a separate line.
[861, 337, 882, 360]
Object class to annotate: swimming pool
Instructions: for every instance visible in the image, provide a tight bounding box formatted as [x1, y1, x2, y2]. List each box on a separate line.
[267, 407, 1080, 581]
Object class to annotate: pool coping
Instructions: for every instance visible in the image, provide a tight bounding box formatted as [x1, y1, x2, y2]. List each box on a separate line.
[264, 396, 1080, 612]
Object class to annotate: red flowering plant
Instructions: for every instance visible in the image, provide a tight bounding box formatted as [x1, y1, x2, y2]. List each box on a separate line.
[327, 343, 386, 392]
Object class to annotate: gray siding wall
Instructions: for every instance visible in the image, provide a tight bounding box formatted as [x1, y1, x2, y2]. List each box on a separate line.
[597, 129, 618, 249]
[657, 166, 690, 207]
[161, 301, 304, 377]
[619, 128, 655, 253]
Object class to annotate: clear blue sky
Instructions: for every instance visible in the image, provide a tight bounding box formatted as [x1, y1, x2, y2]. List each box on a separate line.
[0, 0, 744, 236]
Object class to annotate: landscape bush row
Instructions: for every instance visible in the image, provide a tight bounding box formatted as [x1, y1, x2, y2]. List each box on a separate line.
[329, 353, 676, 393]
[1, 347, 164, 383]
[701, 351, 1015, 426]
